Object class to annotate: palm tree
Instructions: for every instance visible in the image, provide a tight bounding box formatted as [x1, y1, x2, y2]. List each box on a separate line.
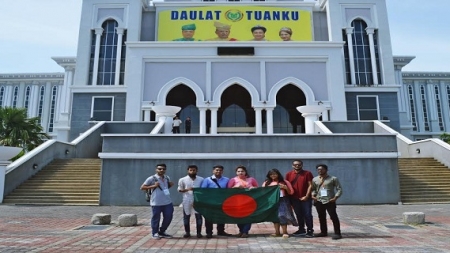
[0, 107, 50, 152]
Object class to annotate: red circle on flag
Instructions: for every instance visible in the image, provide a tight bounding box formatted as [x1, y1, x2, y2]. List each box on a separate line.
[222, 194, 257, 218]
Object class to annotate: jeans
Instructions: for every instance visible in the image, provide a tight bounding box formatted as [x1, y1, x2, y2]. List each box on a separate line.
[183, 210, 203, 234]
[315, 201, 341, 235]
[205, 220, 225, 235]
[291, 198, 314, 233]
[151, 204, 174, 235]
[237, 223, 252, 233]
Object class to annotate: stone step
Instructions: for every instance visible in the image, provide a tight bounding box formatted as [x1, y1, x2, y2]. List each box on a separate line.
[2, 199, 99, 205]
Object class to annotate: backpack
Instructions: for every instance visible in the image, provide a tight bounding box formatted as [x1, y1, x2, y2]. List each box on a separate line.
[145, 175, 171, 202]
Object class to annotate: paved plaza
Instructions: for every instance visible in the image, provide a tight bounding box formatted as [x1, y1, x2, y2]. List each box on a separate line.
[0, 203, 449, 252]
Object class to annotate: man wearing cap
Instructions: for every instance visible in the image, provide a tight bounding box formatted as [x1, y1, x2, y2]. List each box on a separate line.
[206, 22, 237, 41]
[173, 24, 198, 41]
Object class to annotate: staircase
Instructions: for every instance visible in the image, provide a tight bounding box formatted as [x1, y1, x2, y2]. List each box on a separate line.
[3, 159, 101, 205]
[398, 158, 450, 204]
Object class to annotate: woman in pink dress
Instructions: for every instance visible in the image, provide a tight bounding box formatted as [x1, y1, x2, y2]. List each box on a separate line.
[262, 168, 298, 238]
[227, 165, 258, 238]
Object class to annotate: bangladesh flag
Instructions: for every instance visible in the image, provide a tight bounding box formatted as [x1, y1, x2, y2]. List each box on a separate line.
[193, 186, 280, 224]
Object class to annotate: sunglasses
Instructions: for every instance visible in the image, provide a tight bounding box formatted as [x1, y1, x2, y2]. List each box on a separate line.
[157, 168, 166, 170]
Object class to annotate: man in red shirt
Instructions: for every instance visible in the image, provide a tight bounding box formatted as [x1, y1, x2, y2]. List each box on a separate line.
[285, 160, 314, 237]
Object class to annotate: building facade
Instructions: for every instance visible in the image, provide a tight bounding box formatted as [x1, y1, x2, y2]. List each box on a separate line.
[0, 0, 447, 141]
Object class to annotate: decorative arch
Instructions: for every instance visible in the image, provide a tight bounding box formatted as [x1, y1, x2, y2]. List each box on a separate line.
[157, 77, 205, 107]
[346, 16, 374, 28]
[268, 77, 316, 107]
[212, 77, 260, 107]
[95, 16, 125, 28]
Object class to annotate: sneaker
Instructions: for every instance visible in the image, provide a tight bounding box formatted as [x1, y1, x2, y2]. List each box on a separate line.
[314, 232, 328, 237]
[240, 233, 249, 238]
[292, 230, 306, 237]
[183, 233, 191, 238]
[152, 233, 161, 240]
[197, 233, 203, 238]
[217, 231, 232, 236]
[206, 234, 213, 239]
[158, 232, 173, 238]
[305, 232, 314, 238]
[332, 234, 342, 240]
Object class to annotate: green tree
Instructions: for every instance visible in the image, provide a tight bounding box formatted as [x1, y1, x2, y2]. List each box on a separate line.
[0, 107, 50, 152]
[440, 132, 450, 144]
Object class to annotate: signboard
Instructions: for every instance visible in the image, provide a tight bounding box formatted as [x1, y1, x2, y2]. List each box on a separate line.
[157, 6, 312, 42]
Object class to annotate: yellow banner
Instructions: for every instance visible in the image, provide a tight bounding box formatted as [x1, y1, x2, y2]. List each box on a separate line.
[157, 6, 312, 42]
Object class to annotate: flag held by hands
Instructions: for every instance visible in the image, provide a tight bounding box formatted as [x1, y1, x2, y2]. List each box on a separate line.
[193, 186, 280, 224]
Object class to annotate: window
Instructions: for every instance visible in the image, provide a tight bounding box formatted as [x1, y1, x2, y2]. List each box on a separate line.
[89, 20, 126, 85]
[435, 85, 444, 131]
[91, 97, 114, 121]
[0, 86, 4, 107]
[221, 104, 247, 127]
[343, 19, 381, 86]
[12, 86, 19, 108]
[48, 86, 58, 132]
[24, 86, 31, 114]
[420, 85, 430, 131]
[357, 96, 379, 120]
[38, 86, 45, 124]
[408, 85, 418, 131]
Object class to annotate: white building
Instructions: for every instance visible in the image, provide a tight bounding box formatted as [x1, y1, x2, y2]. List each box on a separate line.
[0, 0, 447, 141]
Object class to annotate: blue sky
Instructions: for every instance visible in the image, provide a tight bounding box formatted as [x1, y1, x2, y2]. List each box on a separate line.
[0, 0, 449, 73]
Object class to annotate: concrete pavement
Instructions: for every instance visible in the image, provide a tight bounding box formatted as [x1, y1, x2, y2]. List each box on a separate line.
[0, 204, 449, 252]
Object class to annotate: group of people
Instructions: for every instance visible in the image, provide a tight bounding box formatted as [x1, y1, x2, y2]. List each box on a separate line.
[173, 22, 294, 41]
[172, 116, 191, 134]
[140, 160, 343, 240]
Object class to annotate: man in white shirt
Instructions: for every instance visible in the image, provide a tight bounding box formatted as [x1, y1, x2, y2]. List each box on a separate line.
[178, 165, 204, 238]
[172, 116, 182, 134]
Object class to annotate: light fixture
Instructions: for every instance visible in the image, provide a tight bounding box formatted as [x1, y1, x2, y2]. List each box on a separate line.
[416, 148, 420, 154]
[318, 101, 323, 105]
[263, 100, 267, 104]
[149, 101, 155, 105]
[32, 164, 38, 170]
[65, 149, 70, 155]
[205, 100, 210, 105]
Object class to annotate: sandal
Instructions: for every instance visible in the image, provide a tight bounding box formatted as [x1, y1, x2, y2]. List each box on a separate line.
[270, 234, 282, 237]
[282, 234, 289, 238]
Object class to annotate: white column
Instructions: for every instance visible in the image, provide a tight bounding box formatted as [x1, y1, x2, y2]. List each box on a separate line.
[322, 110, 329, 121]
[199, 108, 207, 134]
[345, 28, 356, 85]
[114, 28, 124, 86]
[297, 106, 326, 134]
[28, 82, 40, 117]
[266, 108, 274, 134]
[210, 108, 218, 134]
[366, 28, 379, 85]
[144, 110, 151, 121]
[92, 28, 103, 86]
[302, 113, 321, 134]
[3, 85, 12, 106]
[254, 107, 262, 134]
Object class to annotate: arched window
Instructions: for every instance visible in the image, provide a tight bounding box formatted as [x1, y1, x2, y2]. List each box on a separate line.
[12, 86, 19, 108]
[221, 104, 247, 127]
[24, 86, 31, 114]
[0, 86, 4, 107]
[89, 20, 126, 85]
[48, 86, 58, 132]
[343, 19, 381, 86]
[38, 86, 45, 124]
